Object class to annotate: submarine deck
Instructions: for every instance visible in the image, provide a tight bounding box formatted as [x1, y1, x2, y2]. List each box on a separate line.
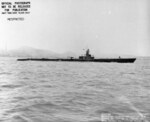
[17, 58, 136, 63]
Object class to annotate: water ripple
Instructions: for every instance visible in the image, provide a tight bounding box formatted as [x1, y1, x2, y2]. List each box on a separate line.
[0, 57, 150, 122]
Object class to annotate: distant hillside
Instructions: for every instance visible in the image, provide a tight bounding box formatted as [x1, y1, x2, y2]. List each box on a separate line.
[0, 47, 139, 59]
[0, 47, 77, 58]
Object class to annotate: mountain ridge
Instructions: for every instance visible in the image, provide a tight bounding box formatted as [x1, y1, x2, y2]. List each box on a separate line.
[0, 47, 77, 58]
[0, 46, 137, 58]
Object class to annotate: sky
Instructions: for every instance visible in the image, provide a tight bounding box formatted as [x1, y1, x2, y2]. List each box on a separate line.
[0, 0, 150, 56]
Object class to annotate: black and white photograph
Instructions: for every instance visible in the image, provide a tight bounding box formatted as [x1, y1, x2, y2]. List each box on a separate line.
[0, 0, 150, 121]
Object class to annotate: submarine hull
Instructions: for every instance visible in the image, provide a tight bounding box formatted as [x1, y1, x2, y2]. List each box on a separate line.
[17, 58, 136, 63]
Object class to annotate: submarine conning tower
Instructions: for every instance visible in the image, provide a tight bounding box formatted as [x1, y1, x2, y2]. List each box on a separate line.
[79, 49, 94, 60]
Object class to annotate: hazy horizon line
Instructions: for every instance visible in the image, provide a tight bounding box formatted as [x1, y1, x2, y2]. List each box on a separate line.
[0, 46, 148, 57]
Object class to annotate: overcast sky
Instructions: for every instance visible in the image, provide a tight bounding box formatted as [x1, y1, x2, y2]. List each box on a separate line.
[0, 0, 150, 56]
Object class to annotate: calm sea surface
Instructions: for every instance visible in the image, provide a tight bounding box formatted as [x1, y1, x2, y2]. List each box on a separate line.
[0, 57, 150, 122]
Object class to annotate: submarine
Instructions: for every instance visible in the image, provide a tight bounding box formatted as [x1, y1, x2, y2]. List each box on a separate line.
[17, 49, 136, 63]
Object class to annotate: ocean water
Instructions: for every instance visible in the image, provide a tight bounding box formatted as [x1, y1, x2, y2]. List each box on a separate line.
[0, 57, 150, 122]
